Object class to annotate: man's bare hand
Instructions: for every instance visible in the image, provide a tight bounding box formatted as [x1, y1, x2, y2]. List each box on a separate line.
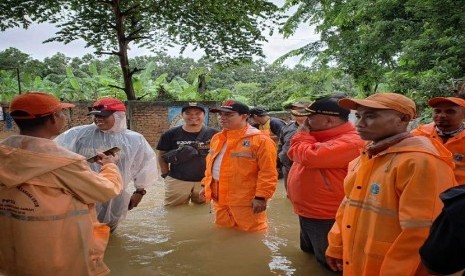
[95, 151, 120, 166]
[297, 117, 311, 132]
[199, 187, 206, 202]
[326, 255, 343, 272]
[251, 198, 267, 214]
[128, 193, 143, 210]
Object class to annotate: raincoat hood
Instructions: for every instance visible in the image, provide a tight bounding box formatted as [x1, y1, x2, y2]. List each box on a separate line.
[99, 111, 127, 134]
[0, 135, 84, 188]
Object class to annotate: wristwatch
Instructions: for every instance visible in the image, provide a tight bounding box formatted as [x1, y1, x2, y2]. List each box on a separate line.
[133, 189, 146, 196]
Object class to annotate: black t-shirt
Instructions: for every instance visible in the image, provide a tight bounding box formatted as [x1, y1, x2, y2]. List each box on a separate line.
[156, 125, 219, 181]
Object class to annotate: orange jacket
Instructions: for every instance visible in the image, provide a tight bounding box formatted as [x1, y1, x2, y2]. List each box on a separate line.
[202, 125, 277, 205]
[326, 136, 456, 276]
[412, 122, 465, 184]
[287, 122, 364, 219]
[0, 136, 122, 276]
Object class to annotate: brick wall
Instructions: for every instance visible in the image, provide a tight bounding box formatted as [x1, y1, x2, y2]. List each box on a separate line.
[0, 100, 220, 147]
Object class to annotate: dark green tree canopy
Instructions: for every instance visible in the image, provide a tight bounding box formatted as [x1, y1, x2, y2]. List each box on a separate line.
[2, 0, 281, 100]
[279, 0, 465, 103]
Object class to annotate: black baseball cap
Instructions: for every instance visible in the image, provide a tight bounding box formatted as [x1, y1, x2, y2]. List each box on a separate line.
[182, 102, 205, 113]
[249, 107, 267, 117]
[209, 100, 249, 115]
[306, 95, 350, 119]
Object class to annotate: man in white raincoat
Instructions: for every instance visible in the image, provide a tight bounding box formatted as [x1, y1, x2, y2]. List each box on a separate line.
[55, 97, 157, 232]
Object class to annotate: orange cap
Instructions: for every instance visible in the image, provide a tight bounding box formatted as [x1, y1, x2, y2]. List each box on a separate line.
[338, 93, 416, 119]
[9, 92, 75, 119]
[428, 97, 465, 108]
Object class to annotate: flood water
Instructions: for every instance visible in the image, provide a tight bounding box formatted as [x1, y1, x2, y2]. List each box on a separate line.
[105, 180, 338, 276]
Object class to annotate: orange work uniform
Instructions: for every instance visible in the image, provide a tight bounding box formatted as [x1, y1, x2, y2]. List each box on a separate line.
[326, 136, 456, 276]
[202, 125, 277, 232]
[412, 122, 465, 184]
[0, 136, 122, 276]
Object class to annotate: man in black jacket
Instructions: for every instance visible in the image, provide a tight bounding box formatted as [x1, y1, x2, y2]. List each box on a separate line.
[420, 185, 465, 275]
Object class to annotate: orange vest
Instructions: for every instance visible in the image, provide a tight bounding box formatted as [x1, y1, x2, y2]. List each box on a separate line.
[326, 136, 456, 276]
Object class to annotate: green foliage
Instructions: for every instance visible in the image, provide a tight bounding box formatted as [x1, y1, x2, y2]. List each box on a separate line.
[280, 0, 465, 106]
[0, 48, 359, 110]
[2, 0, 281, 100]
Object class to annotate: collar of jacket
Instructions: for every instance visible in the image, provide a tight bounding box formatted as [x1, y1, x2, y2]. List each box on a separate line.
[365, 132, 412, 157]
[309, 122, 356, 142]
[361, 135, 454, 170]
[219, 124, 261, 140]
[415, 122, 465, 141]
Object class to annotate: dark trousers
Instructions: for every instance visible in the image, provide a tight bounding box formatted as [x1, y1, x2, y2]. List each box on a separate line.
[299, 216, 335, 268]
[282, 166, 291, 193]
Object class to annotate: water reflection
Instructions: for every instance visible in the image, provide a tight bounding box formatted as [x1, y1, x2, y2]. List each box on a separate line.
[104, 181, 338, 276]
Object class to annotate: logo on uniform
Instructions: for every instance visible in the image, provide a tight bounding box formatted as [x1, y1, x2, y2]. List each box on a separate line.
[242, 140, 250, 147]
[370, 183, 380, 195]
[454, 153, 464, 162]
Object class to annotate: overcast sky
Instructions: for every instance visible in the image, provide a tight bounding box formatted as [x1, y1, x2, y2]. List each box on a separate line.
[0, 2, 318, 66]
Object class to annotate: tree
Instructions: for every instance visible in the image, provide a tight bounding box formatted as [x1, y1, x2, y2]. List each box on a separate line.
[3, 0, 280, 100]
[279, 0, 465, 103]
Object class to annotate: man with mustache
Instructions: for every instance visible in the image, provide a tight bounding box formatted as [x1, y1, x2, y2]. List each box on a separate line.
[412, 97, 465, 183]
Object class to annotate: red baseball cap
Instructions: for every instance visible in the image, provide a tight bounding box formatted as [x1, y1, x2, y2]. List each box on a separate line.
[9, 92, 75, 119]
[88, 97, 126, 117]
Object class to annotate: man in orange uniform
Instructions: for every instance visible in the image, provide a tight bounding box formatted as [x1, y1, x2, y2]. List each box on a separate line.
[325, 93, 456, 275]
[0, 92, 123, 275]
[412, 97, 465, 184]
[287, 94, 364, 268]
[199, 100, 277, 232]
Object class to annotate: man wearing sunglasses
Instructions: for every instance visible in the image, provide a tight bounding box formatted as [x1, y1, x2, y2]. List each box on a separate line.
[55, 97, 158, 232]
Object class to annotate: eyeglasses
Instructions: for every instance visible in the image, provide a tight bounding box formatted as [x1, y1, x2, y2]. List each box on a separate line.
[87, 103, 120, 112]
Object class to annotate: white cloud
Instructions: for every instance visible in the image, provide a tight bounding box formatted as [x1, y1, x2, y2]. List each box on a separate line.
[0, 2, 318, 67]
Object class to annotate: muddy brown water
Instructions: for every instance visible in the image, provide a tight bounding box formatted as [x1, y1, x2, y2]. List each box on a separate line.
[105, 180, 338, 276]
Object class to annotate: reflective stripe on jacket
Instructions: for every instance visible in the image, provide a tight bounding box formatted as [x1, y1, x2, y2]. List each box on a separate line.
[287, 122, 364, 219]
[0, 136, 123, 276]
[326, 136, 456, 276]
[202, 125, 277, 206]
[412, 122, 465, 184]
